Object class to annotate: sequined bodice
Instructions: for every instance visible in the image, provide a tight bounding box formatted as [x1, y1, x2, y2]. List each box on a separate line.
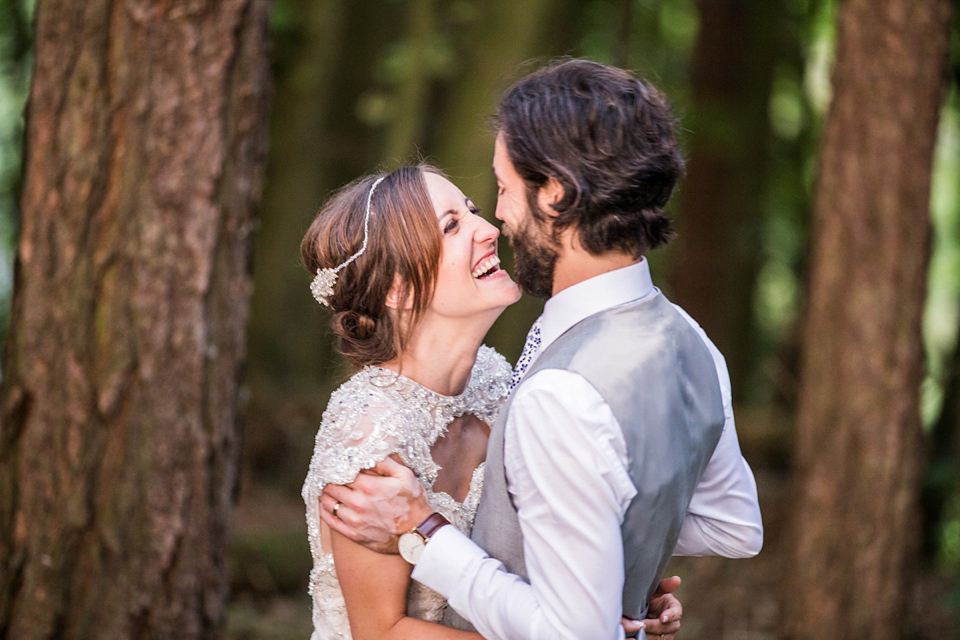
[302, 346, 511, 640]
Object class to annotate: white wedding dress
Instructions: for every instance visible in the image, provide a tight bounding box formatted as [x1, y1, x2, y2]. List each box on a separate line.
[302, 345, 511, 640]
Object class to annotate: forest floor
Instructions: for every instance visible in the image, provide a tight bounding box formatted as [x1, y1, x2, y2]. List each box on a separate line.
[224, 400, 959, 640]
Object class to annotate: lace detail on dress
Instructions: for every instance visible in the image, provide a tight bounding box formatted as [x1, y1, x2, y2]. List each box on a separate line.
[302, 346, 511, 640]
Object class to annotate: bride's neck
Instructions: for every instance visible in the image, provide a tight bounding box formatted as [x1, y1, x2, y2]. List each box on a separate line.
[381, 315, 489, 396]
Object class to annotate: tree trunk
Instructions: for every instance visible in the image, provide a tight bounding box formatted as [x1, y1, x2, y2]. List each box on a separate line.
[669, 0, 780, 400]
[0, 1, 271, 638]
[785, 1, 951, 638]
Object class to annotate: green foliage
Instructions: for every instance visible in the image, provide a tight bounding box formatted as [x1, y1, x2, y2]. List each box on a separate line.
[0, 0, 33, 350]
[925, 89, 960, 429]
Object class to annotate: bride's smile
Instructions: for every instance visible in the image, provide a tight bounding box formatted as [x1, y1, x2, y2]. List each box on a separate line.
[422, 171, 521, 322]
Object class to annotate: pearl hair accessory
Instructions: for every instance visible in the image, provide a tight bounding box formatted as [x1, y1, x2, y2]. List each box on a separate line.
[310, 175, 387, 307]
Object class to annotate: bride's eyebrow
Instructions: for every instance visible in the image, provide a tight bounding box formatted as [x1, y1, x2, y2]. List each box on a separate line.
[439, 198, 473, 218]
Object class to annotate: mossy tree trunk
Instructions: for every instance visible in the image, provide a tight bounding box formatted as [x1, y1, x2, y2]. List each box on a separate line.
[0, 0, 271, 637]
[785, 0, 951, 637]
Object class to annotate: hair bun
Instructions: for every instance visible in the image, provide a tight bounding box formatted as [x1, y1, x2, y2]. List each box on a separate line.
[333, 310, 377, 341]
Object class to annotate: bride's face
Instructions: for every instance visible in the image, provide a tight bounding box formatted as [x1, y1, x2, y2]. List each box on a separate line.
[423, 172, 521, 319]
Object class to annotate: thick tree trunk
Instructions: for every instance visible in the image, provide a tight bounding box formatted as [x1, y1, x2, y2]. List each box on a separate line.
[785, 1, 951, 638]
[669, 0, 779, 400]
[0, 1, 271, 638]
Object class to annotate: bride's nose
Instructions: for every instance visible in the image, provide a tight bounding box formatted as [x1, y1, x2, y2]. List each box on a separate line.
[474, 216, 499, 244]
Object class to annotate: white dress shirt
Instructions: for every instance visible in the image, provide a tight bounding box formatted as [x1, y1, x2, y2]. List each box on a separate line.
[412, 260, 763, 640]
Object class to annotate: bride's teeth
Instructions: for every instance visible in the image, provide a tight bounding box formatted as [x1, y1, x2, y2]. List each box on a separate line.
[472, 255, 500, 278]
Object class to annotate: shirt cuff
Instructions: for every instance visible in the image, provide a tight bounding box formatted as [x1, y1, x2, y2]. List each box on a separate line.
[411, 523, 488, 596]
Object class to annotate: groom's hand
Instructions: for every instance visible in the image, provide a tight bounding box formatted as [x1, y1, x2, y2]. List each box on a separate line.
[320, 456, 433, 555]
[621, 576, 683, 639]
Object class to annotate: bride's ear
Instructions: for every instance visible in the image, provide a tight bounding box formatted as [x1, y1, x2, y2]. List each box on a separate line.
[384, 275, 414, 311]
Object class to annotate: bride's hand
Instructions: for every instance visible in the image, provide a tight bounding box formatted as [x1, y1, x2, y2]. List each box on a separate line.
[621, 576, 683, 639]
[320, 457, 434, 555]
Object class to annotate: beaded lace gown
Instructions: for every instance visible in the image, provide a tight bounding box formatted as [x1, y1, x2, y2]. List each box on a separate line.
[302, 345, 511, 640]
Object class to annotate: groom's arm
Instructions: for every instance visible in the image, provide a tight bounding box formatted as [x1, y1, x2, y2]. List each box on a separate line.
[673, 408, 763, 557]
[411, 371, 637, 640]
[673, 306, 764, 558]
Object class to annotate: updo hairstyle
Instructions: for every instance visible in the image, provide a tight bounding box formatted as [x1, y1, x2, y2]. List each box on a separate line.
[300, 166, 443, 368]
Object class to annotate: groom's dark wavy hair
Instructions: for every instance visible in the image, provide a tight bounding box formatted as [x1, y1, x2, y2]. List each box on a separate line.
[494, 59, 683, 257]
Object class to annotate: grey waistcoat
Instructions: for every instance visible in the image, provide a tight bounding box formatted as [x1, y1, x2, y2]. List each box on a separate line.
[443, 292, 725, 630]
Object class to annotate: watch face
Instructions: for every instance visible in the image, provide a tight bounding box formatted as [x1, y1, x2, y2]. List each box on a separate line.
[398, 532, 424, 565]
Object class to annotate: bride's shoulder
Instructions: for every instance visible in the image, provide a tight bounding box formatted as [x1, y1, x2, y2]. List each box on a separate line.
[473, 345, 512, 382]
[306, 369, 407, 486]
[465, 346, 512, 423]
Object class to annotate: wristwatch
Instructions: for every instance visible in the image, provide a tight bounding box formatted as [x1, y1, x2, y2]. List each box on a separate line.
[398, 512, 450, 565]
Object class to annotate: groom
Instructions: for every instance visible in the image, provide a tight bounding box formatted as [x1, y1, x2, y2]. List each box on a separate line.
[322, 59, 762, 639]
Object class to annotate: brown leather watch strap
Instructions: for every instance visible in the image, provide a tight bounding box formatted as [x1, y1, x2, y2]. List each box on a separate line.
[414, 512, 450, 541]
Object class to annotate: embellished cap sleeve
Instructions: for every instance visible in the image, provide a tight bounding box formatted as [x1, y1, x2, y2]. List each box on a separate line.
[301, 377, 411, 586]
[466, 345, 512, 425]
[305, 387, 403, 487]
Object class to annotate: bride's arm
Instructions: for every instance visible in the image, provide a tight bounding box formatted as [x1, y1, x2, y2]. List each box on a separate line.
[331, 523, 483, 640]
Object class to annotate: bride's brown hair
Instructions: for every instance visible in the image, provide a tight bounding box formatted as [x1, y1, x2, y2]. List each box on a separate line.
[300, 166, 443, 368]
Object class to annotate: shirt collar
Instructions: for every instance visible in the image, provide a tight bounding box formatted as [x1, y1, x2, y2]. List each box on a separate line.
[537, 259, 656, 352]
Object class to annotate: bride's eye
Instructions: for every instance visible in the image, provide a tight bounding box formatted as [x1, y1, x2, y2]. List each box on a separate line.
[444, 218, 459, 234]
[469, 206, 480, 216]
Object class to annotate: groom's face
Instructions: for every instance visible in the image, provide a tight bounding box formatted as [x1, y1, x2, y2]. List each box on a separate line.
[492, 133, 559, 300]
[492, 134, 530, 238]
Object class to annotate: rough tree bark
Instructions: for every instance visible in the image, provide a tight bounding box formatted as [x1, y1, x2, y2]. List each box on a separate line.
[0, 1, 271, 638]
[785, 1, 951, 638]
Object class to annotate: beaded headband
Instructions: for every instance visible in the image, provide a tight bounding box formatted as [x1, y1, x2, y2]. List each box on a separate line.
[310, 175, 387, 307]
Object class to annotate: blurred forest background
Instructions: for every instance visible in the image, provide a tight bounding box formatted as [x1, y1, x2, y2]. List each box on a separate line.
[1, 0, 959, 638]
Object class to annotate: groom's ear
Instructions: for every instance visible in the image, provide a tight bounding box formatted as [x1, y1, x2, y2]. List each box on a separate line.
[384, 275, 414, 311]
[537, 177, 564, 216]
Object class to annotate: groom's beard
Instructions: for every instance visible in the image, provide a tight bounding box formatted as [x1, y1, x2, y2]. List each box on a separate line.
[509, 210, 559, 300]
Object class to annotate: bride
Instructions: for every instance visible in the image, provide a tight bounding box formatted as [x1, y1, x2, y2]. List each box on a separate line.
[299, 165, 680, 639]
